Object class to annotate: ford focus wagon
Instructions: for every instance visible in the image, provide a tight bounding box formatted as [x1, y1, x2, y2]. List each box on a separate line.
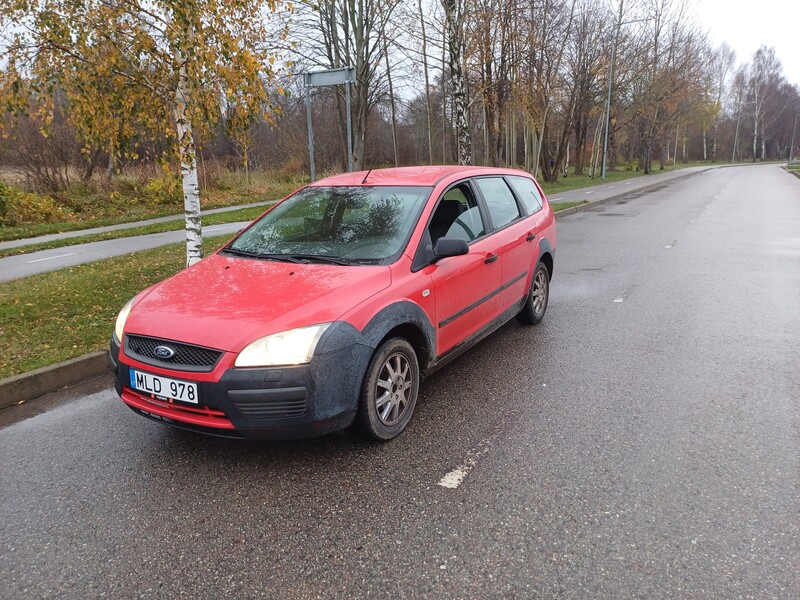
[110, 166, 556, 441]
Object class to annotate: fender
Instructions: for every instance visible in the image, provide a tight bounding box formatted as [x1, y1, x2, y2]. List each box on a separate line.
[359, 300, 436, 356]
[317, 301, 437, 370]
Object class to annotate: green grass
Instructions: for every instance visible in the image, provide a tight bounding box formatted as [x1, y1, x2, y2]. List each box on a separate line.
[0, 235, 231, 379]
[0, 205, 272, 259]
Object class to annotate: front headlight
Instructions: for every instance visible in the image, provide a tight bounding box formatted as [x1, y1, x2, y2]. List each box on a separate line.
[234, 323, 331, 367]
[114, 297, 136, 343]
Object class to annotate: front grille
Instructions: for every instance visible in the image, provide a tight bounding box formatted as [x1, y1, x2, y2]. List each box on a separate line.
[125, 335, 223, 372]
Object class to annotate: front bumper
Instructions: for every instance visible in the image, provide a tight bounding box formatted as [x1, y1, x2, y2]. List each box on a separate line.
[109, 334, 371, 440]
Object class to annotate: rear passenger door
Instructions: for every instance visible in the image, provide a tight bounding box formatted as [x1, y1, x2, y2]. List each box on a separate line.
[473, 177, 538, 312]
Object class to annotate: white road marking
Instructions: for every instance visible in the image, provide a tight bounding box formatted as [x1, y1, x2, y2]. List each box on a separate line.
[551, 197, 564, 201]
[205, 227, 223, 232]
[27, 252, 79, 264]
[609, 186, 616, 189]
[438, 439, 492, 489]
[585, 191, 595, 194]
[625, 181, 632, 185]
[612, 297, 624, 303]
[665, 239, 678, 249]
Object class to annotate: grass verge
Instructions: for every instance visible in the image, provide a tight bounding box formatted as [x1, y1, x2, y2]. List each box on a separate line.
[550, 200, 588, 212]
[0, 175, 301, 243]
[0, 205, 271, 258]
[0, 235, 230, 379]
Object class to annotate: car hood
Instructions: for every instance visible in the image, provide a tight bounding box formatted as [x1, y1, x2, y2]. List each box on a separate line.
[125, 253, 391, 352]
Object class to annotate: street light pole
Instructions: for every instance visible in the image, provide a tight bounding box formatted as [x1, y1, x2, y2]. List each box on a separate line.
[601, 1, 624, 181]
[790, 113, 799, 161]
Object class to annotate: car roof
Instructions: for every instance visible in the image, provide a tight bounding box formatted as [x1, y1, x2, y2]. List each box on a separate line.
[310, 165, 534, 187]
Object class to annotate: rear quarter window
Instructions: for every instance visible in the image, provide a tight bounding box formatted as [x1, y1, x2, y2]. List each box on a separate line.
[475, 177, 521, 229]
[506, 176, 544, 215]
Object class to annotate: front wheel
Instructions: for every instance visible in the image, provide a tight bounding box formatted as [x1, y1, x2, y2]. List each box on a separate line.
[356, 337, 420, 441]
[516, 262, 550, 325]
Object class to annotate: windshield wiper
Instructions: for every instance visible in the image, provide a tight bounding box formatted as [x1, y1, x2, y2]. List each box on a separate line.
[223, 249, 361, 265]
[222, 248, 309, 263]
[284, 254, 357, 265]
[222, 247, 262, 258]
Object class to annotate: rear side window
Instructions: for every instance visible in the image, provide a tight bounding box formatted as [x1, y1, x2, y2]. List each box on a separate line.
[507, 176, 544, 214]
[475, 177, 520, 229]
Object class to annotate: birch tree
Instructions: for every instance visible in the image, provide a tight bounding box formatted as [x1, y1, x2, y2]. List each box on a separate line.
[1, 0, 287, 266]
[441, 0, 473, 164]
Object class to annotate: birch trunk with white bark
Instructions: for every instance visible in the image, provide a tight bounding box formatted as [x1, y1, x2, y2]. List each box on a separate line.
[442, 0, 472, 165]
[175, 63, 203, 267]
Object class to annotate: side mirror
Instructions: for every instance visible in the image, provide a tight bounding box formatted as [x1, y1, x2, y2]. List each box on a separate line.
[433, 237, 469, 259]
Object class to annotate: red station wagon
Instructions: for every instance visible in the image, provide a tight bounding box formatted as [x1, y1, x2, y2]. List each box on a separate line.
[110, 166, 556, 441]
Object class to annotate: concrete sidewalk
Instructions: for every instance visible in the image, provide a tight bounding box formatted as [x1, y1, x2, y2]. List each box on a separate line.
[0, 165, 717, 409]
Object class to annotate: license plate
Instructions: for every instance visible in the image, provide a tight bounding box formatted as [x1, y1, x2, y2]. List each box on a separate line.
[130, 369, 199, 405]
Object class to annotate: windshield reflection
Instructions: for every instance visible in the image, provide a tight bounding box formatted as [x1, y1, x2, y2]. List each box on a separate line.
[226, 186, 431, 264]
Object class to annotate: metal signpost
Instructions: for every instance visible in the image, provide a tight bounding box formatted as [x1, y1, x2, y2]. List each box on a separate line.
[304, 67, 356, 182]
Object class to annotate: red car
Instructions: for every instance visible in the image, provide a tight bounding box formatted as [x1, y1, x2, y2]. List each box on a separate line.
[110, 166, 556, 441]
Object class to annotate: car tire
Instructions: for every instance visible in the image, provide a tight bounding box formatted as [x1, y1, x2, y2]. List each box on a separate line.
[516, 261, 550, 325]
[356, 337, 420, 441]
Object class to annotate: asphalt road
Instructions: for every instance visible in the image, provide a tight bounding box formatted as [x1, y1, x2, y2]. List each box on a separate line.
[1, 164, 798, 598]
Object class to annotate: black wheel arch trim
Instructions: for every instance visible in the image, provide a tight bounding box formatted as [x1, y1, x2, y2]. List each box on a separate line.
[316, 301, 437, 371]
[537, 238, 555, 280]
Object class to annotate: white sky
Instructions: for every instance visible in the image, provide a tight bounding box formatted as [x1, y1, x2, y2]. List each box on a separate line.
[692, 0, 800, 85]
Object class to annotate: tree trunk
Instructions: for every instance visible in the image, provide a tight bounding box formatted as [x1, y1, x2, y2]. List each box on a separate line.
[175, 63, 203, 267]
[382, 33, 399, 167]
[442, 0, 472, 165]
[702, 123, 707, 161]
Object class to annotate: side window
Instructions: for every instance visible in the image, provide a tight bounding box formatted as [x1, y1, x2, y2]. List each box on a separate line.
[506, 175, 544, 214]
[475, 177, 521, 229]
[428, 184, 486, 245]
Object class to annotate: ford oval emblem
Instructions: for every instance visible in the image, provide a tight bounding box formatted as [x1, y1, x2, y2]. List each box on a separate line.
[153, 345, 176, 360]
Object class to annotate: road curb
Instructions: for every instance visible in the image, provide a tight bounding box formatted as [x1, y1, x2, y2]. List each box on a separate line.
[0, 351, 110, 410]
[0, 166, 714, 411]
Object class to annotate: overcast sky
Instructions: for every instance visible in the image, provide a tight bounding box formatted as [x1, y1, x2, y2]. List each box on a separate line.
[692, 0, 800, 85]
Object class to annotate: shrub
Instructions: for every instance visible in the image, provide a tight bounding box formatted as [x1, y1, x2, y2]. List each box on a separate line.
[0, 182, 72, 226]
[142, 175, 182, 205]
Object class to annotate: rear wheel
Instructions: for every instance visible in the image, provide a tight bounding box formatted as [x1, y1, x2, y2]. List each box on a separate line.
[516, 262, 550, 325]
[356, 337, 419, 441]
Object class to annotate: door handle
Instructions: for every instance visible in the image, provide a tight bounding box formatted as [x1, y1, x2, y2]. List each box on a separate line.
[526, 233, 537, 242]
[484, 253, 498, 264]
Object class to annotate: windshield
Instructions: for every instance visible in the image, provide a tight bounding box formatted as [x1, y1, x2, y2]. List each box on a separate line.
[225, 186, 432, 264]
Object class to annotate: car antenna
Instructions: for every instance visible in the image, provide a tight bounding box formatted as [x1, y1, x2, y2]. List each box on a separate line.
[361, 169, 373, 184]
